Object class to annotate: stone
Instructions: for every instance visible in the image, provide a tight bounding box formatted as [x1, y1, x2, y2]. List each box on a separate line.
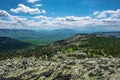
[22, 59, 28, 69]
[99, 65, 109, 70]
[88, 72, 94, 77]
[67, 60, 76, 65]
[101, 59, 108, 64]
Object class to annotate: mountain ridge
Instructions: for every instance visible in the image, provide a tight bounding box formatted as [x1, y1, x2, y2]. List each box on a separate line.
[0, 36, 31, 52]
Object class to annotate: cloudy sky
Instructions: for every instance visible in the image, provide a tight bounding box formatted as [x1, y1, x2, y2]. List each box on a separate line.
[0, 0, 120, 31]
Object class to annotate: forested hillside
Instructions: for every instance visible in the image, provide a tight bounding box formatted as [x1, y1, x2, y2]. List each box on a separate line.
[0, 34, 120, 60]
[0, 37, 31, 52]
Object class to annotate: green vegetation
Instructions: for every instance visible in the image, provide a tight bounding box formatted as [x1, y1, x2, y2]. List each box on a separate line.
[0, 29, 78, 45]
[0, 45, 54, 60]
[0, 33, 120, 80]
[82, 37, 120, 57]
[0, 34, 120, 60]
[0, 37, 31, 53]
[59, 36, 120, 58]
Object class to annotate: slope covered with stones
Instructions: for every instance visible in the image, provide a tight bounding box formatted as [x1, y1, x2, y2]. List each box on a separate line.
[1, 56, 120, 80]
[0, 34, 120, 80]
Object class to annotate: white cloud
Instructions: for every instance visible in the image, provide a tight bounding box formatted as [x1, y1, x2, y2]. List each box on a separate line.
[10, 4, 41, 14]
[41, 10, 46, 14]
[0, 20, 27, 29]
[0, 10, 11, 17]
[28, 14, 119, 29]
[0, 9, 120, 30]
[0, 10, 27, 21]
[55, 16, 92, 21]
[93, 11, 106, 18]
[27, 0, 39, 3]
[27, 10, 120, 29]
[33, 15, 52, 20]
[93, 9, 120, 19]
[34, 4, 43, 7]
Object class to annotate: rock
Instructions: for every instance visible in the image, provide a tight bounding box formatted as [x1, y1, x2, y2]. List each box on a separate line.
[101, 59, 108, 64]
[1, 57, 120, 80]
[22, 59, 28, 69]
[99, 65, 109, 70]
[117, 59, 120, 64]
[67, 60, 76, 65]
[109, 73, 120, 80]
[3, 68, 10, 76]
[108, 68, 116, 74]
[116, 64, 120, 69]
[38, 76, 46, 80]
[0, 77, 20, 80]
[6, 62, 11, 66]
[88, 72, 94, 77]
[109, 64, 116, 68]
[35, 68, 54, 80]
[75, 69, 80, 75]
[62, 65, 71, 69]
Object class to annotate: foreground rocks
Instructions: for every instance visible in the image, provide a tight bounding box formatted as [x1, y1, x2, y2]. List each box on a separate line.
[0, 56, 120, 80]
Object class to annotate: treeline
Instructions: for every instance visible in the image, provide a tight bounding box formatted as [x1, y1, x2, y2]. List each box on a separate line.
[0, 45, 56, 60]
[0, 36, 120, 60]
[60, 36, 120, 58]
[84, 37, 120, 57]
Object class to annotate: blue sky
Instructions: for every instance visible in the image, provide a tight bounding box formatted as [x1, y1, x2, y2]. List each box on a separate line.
[0, 0, 120, 31]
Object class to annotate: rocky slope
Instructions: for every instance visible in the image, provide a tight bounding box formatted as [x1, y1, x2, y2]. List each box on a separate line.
[0, 34, 120, 80]
[1, 55, 120, 80]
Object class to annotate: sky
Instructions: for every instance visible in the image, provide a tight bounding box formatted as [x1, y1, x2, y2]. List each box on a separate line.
[0, 0, 120, 31]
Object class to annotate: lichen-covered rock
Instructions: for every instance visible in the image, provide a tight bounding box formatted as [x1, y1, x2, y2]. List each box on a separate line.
[0, 56, 120, 80]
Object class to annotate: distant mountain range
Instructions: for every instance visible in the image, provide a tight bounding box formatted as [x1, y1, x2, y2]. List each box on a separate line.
[0, 31, 120, 59]
[0, 29, 80, 45]
[95, 31, 120, 38]
[0, 29, 120, 45]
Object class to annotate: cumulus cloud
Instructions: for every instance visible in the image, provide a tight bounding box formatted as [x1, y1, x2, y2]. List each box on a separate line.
[41, 10, 46, 14]
[28, 9, 120, 30]
[0, 10, 27, 21]
[0, 10, 27, 30]
[27, 0, 39, 3]
[29, 14, 120, 29]
[93, 9, 120, 19]
[0, 20, 25, 29]
[55, 16, 91, 21]
[93, 11, 106, 18]
[34, 4, 43, 7]
[0, 9, 120, 30]
[33, 15, 52, 20]
[10, 4, 42, 14]
[0, 10, 11, 17]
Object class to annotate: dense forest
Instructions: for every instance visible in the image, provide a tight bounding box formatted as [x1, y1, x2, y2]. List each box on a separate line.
[59, 36, 120, 58]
